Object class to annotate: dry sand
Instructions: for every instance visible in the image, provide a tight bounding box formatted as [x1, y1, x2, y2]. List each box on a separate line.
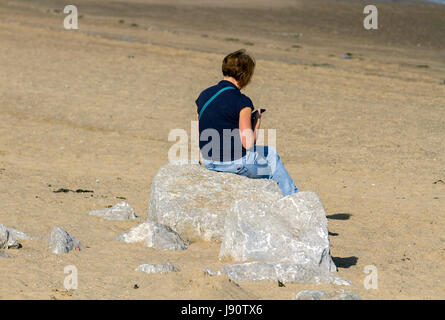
[0, 0, 444, 299]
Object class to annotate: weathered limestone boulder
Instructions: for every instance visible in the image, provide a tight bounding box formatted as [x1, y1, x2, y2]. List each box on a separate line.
[221, 262, 350, 285]
[48, 226, 83, 254]
[0, 224, 21, 249]
[292, 290, 361, 300]
[89, 201, 140, 221]
[220, 192, 336, 274]
[218, 192, 343, 284]
[135, 262, 179, 274]
[148, 163, 343, 284]
[148, 163, 282, 242]
[115, 222, 188, 250]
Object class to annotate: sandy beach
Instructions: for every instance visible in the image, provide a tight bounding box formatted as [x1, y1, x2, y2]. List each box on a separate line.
[0, 0, 444, 299]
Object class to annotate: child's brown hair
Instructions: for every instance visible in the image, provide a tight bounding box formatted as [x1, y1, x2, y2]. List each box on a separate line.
[222, 49, 255, 89]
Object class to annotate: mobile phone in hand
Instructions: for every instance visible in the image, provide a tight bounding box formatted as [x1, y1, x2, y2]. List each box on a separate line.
[251, 109, 266, 128]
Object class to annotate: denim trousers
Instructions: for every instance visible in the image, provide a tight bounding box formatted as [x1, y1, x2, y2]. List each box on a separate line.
[202, 145, 299, 196]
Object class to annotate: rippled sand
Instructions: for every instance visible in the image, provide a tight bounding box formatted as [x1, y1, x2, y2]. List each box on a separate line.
[0, 0, 444, 299]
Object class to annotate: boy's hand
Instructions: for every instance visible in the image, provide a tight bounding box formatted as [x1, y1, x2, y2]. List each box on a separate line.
[255, 109, 262, 130]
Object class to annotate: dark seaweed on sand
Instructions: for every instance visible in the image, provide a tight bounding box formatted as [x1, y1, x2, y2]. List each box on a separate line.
[53, 188, 94, 193]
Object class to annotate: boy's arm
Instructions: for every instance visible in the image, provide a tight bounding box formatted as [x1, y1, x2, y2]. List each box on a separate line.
[239, 107, 260, 150]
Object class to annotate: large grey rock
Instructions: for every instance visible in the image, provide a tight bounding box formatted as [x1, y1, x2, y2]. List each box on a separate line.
[292, 290, 361, 300]
[115, 222, 188, 250]
[89, 201, 140, 221]
[148, 163, 282, 242]
[48, 226, 83, 254]
[0, 224, 21, 249]
[148, 163, 343, 285]
[219, 192, 337, 274]
[221, 262, 350, 285]
[135, 262, 180, 274]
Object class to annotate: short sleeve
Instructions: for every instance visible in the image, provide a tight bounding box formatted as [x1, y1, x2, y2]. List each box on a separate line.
[237, 94, 254, 114]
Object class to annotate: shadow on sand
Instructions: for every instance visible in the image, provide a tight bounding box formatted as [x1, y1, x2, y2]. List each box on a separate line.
[327, 213, 357, 268]
[326, 213, 352, 220]
[332, 256, 358, 269]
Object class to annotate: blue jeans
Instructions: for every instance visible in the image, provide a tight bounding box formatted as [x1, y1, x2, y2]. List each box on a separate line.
[202, 146, 299, 196]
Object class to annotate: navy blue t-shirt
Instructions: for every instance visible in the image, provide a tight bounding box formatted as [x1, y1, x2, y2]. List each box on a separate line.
[196, 80, 254, 162]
